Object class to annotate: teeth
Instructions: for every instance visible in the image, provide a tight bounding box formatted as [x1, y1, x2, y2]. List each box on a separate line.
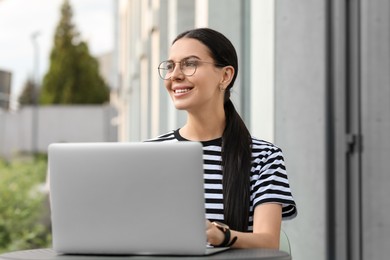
[175, 88, 191, 93]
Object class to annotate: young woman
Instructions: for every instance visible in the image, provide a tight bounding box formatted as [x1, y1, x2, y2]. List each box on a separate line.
[149, 28, 297, 249]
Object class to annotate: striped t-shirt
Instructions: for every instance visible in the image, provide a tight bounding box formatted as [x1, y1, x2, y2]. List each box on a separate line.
[147, 129, 297, 231]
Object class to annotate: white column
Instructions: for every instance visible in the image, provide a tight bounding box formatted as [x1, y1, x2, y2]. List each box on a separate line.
[250, 0, 275, 142]
[195, 0, 208, 28]
[167, 0, 178, 131]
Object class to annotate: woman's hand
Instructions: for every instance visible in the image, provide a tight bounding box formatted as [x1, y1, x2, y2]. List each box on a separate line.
[206, 220, 225, 246]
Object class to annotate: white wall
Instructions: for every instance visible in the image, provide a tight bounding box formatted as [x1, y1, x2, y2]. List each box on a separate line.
[0, 105, 117, 158]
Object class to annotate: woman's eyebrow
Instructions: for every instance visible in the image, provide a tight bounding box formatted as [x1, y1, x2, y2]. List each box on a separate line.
[167, 55, 201, 62]
[184, 55, 201, 60]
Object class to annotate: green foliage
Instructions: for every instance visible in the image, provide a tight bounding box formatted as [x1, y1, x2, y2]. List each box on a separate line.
[40, 0, 110, 105]
[18, 78, 37, 106]
[0, 155, 51, 253]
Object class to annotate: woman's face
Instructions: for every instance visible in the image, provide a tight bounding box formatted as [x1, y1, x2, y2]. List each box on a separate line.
[164, 38, 226, 113]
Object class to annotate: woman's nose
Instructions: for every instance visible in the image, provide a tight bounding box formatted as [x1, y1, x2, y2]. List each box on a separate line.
[170, 63, 184, 81]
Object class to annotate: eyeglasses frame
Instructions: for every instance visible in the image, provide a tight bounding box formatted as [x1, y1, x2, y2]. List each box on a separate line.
[157, 58, 224, 80]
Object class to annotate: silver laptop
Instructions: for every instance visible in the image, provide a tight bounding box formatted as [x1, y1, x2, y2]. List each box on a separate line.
[48, 142, 228, 256]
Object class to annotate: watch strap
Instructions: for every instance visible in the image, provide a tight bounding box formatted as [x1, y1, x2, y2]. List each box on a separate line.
[214, 225, 238, 247]
[226, 235, 238, 247]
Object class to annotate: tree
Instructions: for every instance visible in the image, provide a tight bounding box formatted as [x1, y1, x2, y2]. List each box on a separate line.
[40, 0, 109, 104]
[18, 78, 37, 106]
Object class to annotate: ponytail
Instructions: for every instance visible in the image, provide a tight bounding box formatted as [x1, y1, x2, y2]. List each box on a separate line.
[222, 98, 252, 232]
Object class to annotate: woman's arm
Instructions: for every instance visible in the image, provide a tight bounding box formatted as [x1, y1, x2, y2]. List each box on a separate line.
[206, 203, 282, 249]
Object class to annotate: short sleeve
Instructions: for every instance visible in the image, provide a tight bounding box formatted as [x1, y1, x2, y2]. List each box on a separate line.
[250, 142, 297, 220]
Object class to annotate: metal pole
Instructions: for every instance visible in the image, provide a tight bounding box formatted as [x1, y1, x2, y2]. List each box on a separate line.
[31, 31, 40, 155]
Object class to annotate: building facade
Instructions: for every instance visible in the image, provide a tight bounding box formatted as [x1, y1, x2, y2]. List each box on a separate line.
[114, 1, 390, 260]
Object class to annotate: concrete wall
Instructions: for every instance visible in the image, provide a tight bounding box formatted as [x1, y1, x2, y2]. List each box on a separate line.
[0, 105, 117, 158]
[275, 0, 390, 259]
[361, 0, 390, 258]
[275, 1, 327, 259]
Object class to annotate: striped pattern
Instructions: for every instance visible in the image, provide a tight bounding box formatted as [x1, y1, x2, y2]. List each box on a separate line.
[147, 130, 297, 231]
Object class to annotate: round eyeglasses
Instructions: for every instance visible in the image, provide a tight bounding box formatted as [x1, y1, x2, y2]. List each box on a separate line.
[158, 58, 222, 80]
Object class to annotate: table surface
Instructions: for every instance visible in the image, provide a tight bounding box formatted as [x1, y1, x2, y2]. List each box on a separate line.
[0, 248, 291, 260]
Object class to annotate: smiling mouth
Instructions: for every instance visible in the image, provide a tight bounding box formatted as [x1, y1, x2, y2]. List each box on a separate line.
[174, 88, 192, 94]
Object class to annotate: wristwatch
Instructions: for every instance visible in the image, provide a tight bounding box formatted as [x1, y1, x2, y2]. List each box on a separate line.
[211, 221, 238, 247]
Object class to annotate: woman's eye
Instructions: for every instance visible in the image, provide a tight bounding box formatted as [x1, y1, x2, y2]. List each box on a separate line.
[166, 63, 174, 70]
[184, 60, 197, 67]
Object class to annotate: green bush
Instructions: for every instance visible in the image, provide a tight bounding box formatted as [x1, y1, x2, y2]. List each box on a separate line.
[0, 155, 52, 253]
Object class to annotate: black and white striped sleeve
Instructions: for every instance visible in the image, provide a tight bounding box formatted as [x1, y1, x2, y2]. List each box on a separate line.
[250, 140, 297, 220]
